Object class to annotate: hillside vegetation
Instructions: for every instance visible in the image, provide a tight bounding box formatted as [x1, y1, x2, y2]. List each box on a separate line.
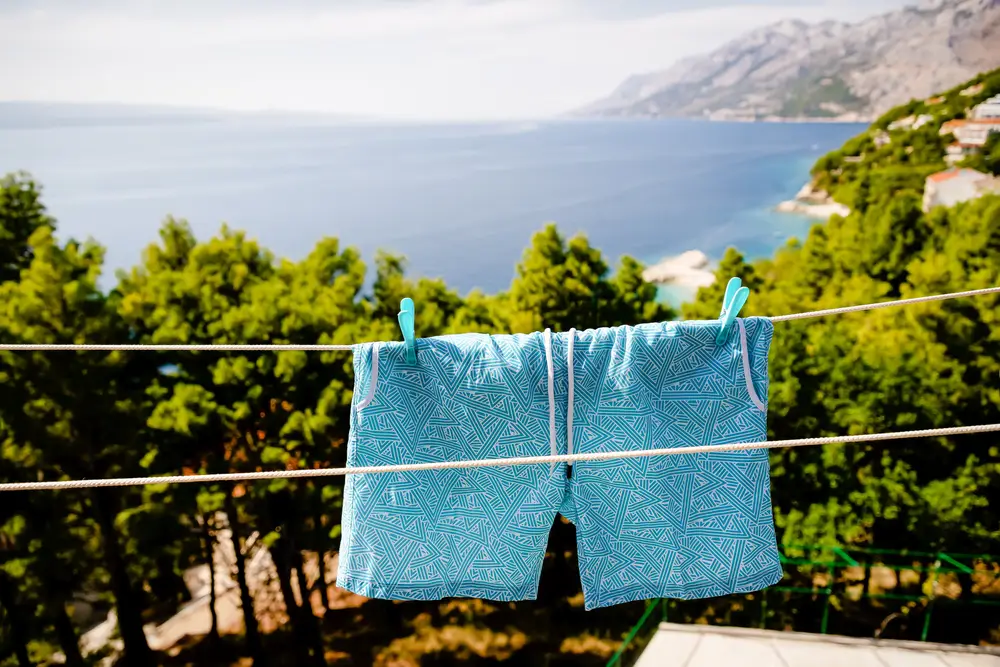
[812, 67, 1000, 208]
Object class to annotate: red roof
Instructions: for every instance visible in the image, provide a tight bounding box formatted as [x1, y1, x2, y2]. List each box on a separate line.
[929, 171, 959, 183]
[928, 168, 981, 183]
[941, 119, 1000, 130]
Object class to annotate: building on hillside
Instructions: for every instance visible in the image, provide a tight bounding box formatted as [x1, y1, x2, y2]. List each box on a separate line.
[961, 83, 985, 97]
[888, 115, 917, 130]
[874, 130, 891, 148]
[923, 168, 1000, 212]
[633, 623, 1000, 667]
[945, 142, 981, 165]
[889, 114, 932, 131]
[974, 94, 1000, 119]
[940, 119, 1000, 162]
[926, 95, 945, 105]
[940, 119, 967, 136]
[958, 119, 1000, 146]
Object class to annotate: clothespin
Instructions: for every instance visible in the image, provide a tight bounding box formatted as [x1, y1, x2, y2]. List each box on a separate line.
[398, 297, 416, 363]
[716, 277, 750, 344]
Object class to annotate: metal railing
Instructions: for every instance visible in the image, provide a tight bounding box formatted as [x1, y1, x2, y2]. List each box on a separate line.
[604, 544, 1000, 667]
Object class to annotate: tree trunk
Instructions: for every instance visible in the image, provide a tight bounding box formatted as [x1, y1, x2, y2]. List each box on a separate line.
[224, 498, 268, 667]
[51, 601, 86, 667]
[312, 508, 335, 612]
[291, 545, 326, 665]
[200, 515, 220, 642]
[294, 550, 314, 616]
[91, 489, 154, 667]
[270, 539, 313, 667]
[319, 550, 334, 612]
[272, 541, 301, 614]
[957, 571, 974, 601]
[0, 575, 34, 667]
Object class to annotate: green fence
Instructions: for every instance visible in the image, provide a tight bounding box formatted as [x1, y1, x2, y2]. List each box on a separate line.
[605, 544, 1000, 667]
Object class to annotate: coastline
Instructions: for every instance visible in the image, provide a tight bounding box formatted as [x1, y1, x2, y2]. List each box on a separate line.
[775, 182, 851, 219]
[642, 249, 716, 289]
[569, 114, 872, 124]
[775, 199, 851, 218]
[704, 113, 871, 124]
[643, 250, 717, 306]
[644, 180, 850, 302]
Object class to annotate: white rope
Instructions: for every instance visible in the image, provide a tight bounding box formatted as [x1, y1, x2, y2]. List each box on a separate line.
[0, 286, 995, 351]
[768, 285, 1000, 322]
[2, 423, 997, 492]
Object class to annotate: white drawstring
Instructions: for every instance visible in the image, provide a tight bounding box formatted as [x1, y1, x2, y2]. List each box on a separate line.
[543, 329, 557, 463]
[566, 329, 576, 475]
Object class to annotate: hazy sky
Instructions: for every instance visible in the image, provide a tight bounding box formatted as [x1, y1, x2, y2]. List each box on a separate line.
[2, 0, 913, 120]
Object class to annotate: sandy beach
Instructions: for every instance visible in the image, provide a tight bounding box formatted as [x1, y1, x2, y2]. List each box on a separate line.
[642, 249, 717, 288]
[641, 181, 850, 294]
[776, 182, 851, 219]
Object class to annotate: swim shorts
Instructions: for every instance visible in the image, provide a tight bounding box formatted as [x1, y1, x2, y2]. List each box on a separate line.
[336, 318, 781, 609]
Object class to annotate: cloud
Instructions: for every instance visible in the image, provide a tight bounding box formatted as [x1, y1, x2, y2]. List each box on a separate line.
[5, 0, 564, 46]
[1, 0, 911, 119]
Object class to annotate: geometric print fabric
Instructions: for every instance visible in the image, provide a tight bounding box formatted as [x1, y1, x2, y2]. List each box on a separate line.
[337, 317, 782, 609]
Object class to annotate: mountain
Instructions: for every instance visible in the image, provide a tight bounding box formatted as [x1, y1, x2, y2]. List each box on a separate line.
[577, 0, 1000, 122]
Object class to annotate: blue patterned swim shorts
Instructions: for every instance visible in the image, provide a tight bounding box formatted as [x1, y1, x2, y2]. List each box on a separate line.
[337, 318, 782, 609]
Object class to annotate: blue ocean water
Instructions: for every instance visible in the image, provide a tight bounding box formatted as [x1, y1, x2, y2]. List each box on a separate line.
[0, 117, 863, 296]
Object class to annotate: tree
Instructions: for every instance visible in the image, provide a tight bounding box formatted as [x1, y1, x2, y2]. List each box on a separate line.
[0, 176, 156, 665]
[117, 220, 370, 665]
[685, 191, 1000, 566]
[506, 224, 673, 333]
[0, 174, 51, 283]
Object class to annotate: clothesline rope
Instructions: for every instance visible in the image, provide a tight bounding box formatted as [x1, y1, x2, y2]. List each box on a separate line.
[1, 423, 997, 492]
[768, 285, 1000, 322]
[0, 286, 996, 352]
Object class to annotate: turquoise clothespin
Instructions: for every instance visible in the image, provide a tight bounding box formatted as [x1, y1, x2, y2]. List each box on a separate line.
[398, 298, 416, 363]
[720, 277, 742, 319]
[716, 277, 750, 344]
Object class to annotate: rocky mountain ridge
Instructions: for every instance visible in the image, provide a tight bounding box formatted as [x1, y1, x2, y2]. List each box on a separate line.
[578, 0, 1000, 121]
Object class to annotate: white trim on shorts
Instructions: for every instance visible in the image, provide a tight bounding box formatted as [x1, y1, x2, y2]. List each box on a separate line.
[356, 343, 380, 410]
[737, 319, 767, 412]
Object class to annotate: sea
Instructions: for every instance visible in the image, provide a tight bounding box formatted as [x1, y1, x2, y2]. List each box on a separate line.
[0, 114, 864, 302]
